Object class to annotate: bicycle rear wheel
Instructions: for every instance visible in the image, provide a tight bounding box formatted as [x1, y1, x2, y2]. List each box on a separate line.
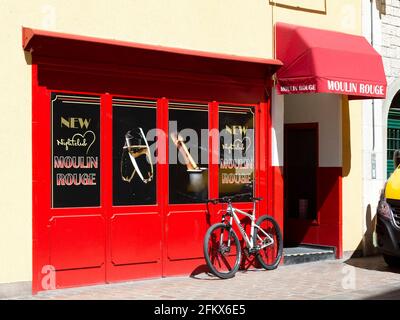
[203, 223, 241, 279]
[253, 215, 283, 270]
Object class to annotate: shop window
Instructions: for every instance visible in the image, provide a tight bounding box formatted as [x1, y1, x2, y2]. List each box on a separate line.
[51, 93, 101, 208]
[112, 98, 157, 206]
[219, 106, 255, 200]
[169, 102, 209, 204]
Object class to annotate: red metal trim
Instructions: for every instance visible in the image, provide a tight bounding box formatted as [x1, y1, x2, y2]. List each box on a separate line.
[102, 93, 112, 283]
[31, 64, 39, 294]
[337, 175, 343, 258]
[158, 97, 169, 277]
[264, 98, 273, 218]
[22, 27, 282, 68]
[32, 65, 52, 293]
[209, 101, 219, 202]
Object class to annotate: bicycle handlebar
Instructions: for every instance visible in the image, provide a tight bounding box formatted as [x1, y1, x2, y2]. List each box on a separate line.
[206, 193, 263, 204]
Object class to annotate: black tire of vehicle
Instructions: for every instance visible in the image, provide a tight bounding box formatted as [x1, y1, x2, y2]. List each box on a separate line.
[254, 215, 283, 270]
[203, 223, 242, 279]
[383, 253, 400, 268]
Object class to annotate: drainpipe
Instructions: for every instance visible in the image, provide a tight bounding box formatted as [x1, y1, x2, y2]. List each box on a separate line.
[370, 0, 378, 254]
[371, 0, 377, 179]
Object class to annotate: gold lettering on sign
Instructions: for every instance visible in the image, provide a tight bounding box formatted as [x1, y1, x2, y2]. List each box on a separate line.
[225, 125, 248, 135]
[56, 130, 96, 154]
[61, 117, 91, 129]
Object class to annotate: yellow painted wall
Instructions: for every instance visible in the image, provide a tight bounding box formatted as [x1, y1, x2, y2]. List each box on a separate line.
[0, 0, 363, 284]
[342, 97, 364, 253]
[273, 1, 361, 35]
[271, 0, 364, 253]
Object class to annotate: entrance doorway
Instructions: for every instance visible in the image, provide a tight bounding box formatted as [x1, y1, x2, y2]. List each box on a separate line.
[284, 124, 318, 246]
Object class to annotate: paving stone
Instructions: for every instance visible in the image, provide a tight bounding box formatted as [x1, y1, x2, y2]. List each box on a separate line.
[6, 256, 400, 300]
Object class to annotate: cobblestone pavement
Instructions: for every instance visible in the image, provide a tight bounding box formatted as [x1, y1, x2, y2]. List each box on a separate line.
[12, 256, 400, 300]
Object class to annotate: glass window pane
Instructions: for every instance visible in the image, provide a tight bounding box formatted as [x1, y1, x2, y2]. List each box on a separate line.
[51, 93, 101, 208]
[113, 98, 157, 206]
[219, 106, 255, 201]
[169, 102, 209, 204]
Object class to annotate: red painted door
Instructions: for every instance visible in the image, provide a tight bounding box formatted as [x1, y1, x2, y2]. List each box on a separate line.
[34, 90, 108, 290]
[163, 101, 212, 275]
[106, 96, 164, 282]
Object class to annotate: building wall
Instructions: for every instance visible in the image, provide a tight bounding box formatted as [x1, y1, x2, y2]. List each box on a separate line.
[284, 94, 342, 167]
[271, 1, 364, 254]
[273, 0, 361, 35]
[343, 97, 364, 254]
[361, 0, 400, 256]
[0, 0, 363, 284]
[381, 0, 400, 86]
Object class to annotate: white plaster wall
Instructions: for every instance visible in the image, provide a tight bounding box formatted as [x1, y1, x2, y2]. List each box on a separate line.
[272, 88, 284, 167]
[284, 94, 342, 168]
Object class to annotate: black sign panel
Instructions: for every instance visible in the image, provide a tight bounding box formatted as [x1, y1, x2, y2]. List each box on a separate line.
[113, 99, 157, 206]
[51, 93, 101, 208]
[168, 104, 209, 204]
[219, 106, 254, 200]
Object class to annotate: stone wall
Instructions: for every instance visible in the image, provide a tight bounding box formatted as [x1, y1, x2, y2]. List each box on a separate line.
[381, 0, 400, 85]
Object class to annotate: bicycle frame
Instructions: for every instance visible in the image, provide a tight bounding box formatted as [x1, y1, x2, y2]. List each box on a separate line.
[222, 201, 274, 251]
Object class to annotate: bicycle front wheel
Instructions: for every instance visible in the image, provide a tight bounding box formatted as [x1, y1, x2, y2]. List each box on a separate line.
[254, 215, 283, 270]
[203, 223, 241, 279]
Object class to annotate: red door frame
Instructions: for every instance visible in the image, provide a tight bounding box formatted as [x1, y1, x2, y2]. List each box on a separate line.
[32, 64, 272, 293]
[283, 122, 342, 256]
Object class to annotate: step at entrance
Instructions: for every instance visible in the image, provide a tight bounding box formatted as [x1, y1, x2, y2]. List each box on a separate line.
[283, 244, 336, 265]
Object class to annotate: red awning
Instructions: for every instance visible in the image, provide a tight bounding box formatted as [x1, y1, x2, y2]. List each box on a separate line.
[275, 23, 387, 99]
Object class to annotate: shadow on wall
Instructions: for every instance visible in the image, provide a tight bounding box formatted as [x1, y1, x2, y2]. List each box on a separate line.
[375, 0, 387, 17]
[342, 96, 351, 178]
[24, 51, 32, 65]
[350, 204, 379, 258]
[342, 96, 379, 258]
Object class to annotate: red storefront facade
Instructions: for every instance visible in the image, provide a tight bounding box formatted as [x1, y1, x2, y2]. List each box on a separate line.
[24, 22, 388, 293]
[25, 28, 282, 293]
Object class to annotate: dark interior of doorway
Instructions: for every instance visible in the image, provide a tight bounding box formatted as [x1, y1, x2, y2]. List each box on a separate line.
[284, 124, 318, 245]
[282, 124, 335, 264]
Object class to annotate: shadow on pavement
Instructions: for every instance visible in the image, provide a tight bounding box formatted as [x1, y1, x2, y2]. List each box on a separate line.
[189, 264, 222, 280]
[344, 255, 400, 274]
[364, 288, 400, 300]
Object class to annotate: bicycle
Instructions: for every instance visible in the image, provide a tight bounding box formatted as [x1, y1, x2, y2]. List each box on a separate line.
[203, 193, 283, 279]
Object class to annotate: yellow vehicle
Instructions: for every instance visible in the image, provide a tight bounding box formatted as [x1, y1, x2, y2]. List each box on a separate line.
[376, 150, 400, 267]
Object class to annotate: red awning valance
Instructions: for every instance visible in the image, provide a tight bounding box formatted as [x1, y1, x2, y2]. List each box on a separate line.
[275, 23, 387, 99]
[22, 27, 282, 81]
[22, 27, 282, 103]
